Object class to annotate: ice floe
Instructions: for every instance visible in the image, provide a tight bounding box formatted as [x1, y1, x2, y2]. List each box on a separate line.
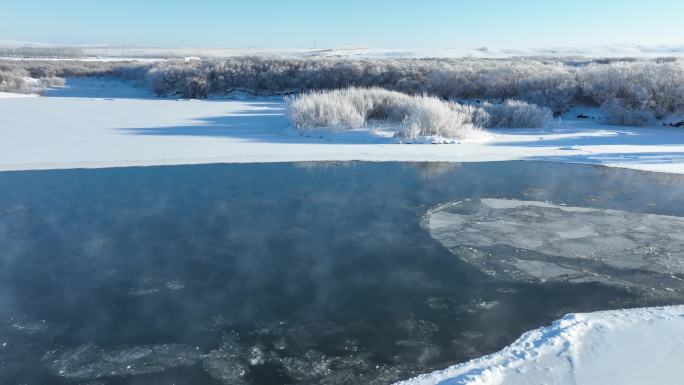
[45, 343, 203, 380]
[423, 198, 684, 294]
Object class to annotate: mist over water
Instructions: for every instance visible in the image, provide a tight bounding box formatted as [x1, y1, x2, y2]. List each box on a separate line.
[1, 161, 683, 384]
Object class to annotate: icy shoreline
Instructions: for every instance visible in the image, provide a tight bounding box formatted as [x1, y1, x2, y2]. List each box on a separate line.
[1, 79, 684, 174]
[397, 305, 684, 385]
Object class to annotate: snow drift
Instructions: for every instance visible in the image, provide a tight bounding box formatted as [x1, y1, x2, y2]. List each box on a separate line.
[398, 305, 684, 385]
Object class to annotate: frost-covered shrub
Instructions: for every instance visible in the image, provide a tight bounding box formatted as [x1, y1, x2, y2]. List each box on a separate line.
[580, 61, 684, 118]
[287, 89, 366, 130]
[517, 66, 577, 114]
[601, 98, 654, 126]
[0, 60, 142, 93]
[287, 88, 480, 139]
[0, 72, 66, 94]
[481, 100, 552, 128]
[139, 57, 583, 104]
[400, 98, 481, 139]
[132, 57, 682, 120]
[287, 89, 552, 139]
[39, 77, 66, 88]
[0, 64, 30, 93]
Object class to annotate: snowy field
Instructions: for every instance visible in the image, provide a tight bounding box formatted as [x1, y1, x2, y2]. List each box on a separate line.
[1, 78, 684, 173]
[2, 42, 684, 59]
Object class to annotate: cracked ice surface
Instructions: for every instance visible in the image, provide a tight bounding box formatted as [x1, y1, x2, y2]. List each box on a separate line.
[423, 198, 684, 294]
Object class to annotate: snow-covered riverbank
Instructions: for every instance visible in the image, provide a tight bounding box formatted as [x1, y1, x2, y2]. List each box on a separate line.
[1, 79, 683, 173]
[398, 305, 684, 385]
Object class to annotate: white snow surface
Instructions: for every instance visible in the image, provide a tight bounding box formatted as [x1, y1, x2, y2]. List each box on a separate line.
[1, 78, 684, 173]
[398, 305, 684, 385]
[0, 91, 38, 98]
[3, 43, 684, 59]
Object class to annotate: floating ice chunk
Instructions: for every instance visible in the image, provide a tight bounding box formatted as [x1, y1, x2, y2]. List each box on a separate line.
[202, 332, 249, 385]
[423, 199, 684, 293]
[128, 277, 186, 296]
[276, 350, 334, 381]
[46, 343, 203, 380]
[2, 316, 67, 339]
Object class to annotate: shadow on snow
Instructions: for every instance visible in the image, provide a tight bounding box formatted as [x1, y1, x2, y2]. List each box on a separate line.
[119, 103, 393, 144]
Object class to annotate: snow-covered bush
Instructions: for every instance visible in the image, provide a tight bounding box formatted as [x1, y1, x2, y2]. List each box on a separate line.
[138, 57, 582, 104]
[287, 88, 367, 130]
[517, 66, 577, 114]
[400, 98, 481, 139]
[481, 100, 552, 128]
[287, 88, 480, 139]
[0, 60, 140, 94]
[134, 57, 677, 119]
[580, 61, 684, 118]
[601, 98, 654, 126]
[0, 64, 30, 93]
[0, 63, 63, 93]
[287, 89, 552, 139]
[0, 71, 66, 94]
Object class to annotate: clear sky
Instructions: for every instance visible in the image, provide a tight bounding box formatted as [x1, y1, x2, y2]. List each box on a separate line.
[1, 0, 683, 49]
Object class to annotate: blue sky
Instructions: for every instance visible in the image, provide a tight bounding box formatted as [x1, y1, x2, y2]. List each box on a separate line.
[2, 0, 683, 48]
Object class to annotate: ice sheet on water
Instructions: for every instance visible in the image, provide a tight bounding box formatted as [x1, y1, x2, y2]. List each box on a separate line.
[1, 316, 68, 342]
[48, 333, 251, 384]
[45, 343, 203, 380]
[423, 199, 684, 294]
[42, 315, 450, 384]
[202, 319, 425, 385]
[128, 276, 186, 296]
[202, 332, 249, 385]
